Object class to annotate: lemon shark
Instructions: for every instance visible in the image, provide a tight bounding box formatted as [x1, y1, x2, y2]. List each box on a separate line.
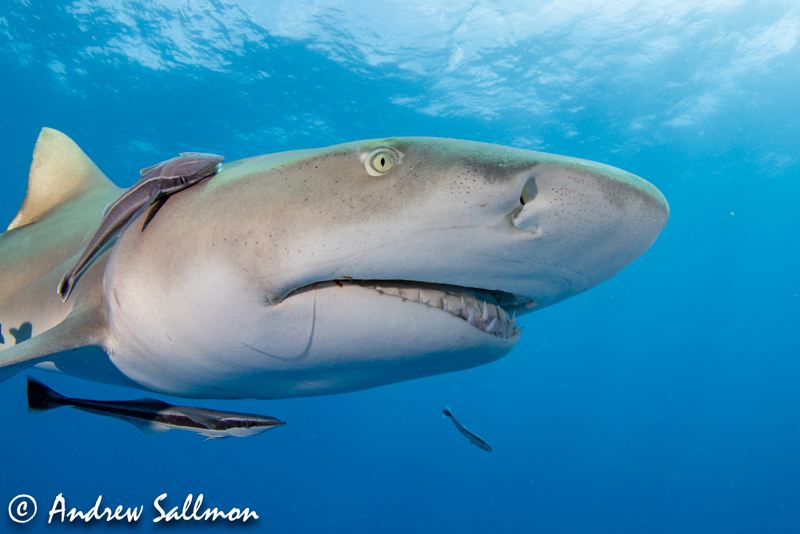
[0, 128, 668, 399]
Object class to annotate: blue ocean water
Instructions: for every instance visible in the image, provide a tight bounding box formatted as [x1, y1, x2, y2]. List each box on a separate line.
[1, 1, 798, 532]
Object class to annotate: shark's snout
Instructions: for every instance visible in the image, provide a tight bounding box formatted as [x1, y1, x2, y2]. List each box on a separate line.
[478, 155, 670, 310]
[512, 164, 669, 236]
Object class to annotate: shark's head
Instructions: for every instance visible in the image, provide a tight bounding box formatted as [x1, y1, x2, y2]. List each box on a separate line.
[235, 138, 668, 307]
[105, 137, 668, 399]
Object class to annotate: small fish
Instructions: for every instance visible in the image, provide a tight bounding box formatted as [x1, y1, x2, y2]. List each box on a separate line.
[443, 406, 493, 452]
[27, 376, 285, 440]
[57, 152, 224, 302]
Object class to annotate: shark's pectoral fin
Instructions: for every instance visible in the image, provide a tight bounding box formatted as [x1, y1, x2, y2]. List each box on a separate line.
[0, 304, 107, 383]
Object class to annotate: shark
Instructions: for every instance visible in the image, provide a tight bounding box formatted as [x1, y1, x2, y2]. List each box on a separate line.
[0, 128, 668, 400]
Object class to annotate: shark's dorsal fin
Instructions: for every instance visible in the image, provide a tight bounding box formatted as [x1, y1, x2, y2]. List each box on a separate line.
[7, 128, 114, 231]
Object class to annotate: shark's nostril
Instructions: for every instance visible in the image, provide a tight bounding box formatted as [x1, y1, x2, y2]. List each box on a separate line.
[512, 176, 540, 234]
[520, 176, 537, 205]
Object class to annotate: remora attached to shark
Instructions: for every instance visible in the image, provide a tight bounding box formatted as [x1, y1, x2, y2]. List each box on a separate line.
[0, 128, 669, 399]
[57, 152, 224, 302]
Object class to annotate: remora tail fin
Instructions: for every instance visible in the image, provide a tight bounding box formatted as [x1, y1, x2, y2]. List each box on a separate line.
[7, 128, 115, 231]
[27, 376, 68, 412]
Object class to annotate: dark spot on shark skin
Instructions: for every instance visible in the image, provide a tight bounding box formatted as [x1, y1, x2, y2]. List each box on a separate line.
[10, 322, 32, 345]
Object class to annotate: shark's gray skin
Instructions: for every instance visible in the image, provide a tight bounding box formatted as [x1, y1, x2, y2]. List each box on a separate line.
[27, 376, 285, 439]
[0, 128, 668, 400]
[443, 406, 492, 452]
[57, 152, 224, 302]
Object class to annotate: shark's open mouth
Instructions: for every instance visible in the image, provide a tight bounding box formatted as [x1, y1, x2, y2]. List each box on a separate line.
[294, 280, 536, 339]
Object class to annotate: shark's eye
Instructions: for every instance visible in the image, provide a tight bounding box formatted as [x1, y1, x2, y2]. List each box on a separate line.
[365, 148, 398, 176]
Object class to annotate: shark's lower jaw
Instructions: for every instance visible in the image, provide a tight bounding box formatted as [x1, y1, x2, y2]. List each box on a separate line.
[291, 280, 535, 339]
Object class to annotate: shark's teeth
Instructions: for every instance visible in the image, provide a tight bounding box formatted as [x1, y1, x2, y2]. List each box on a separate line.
[363, 282, 521, 339]
[486, 316, 498, 334]
[499, 307, 508, 323]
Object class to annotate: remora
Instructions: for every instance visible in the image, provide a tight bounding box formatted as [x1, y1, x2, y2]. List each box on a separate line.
[27, 376, 284, 439]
